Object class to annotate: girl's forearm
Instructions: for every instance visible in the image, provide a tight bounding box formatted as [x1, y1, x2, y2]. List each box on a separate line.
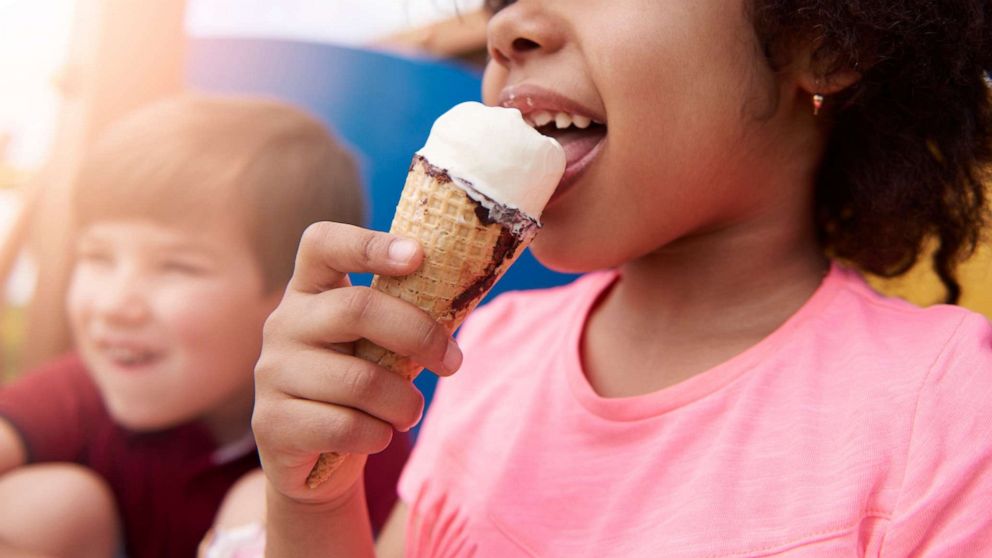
[264, 482, 375, 558]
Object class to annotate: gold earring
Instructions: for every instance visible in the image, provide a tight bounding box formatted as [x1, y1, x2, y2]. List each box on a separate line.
[813, 94, 824, 116]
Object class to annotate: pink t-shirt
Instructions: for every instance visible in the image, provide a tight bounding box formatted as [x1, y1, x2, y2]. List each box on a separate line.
[399, 265, 992, 557]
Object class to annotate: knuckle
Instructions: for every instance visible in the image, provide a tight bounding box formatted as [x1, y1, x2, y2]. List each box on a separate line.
[334, 411, 391, 454]
[416, 319, 448, 360]
[260, 311, 282, 342]
[330, 410, 363, 447]
[300, 221, 331, 251]
[358, 231, 381, 267]
[250, 404, 274, 442]
[341, 359, 382, 402]
[368, 427, 394, 455]
[253, 354, 274, 383]
[342, 287, 375, 323]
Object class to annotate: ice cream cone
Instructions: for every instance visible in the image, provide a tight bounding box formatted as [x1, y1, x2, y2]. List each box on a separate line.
[305, 155, 538, 488]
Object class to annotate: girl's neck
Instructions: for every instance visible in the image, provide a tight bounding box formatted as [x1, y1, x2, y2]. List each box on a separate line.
[583, 208, 828, 398]
[619, 218, 828, 332]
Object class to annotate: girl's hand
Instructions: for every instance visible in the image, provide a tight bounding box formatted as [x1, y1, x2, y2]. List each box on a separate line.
[252, 222, 462, 508]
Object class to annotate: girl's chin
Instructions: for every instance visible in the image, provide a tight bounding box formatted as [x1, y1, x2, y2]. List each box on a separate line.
[528, 235, 614, 275]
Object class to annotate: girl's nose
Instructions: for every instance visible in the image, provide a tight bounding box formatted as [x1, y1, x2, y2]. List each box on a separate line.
[487, 1, 565, 67]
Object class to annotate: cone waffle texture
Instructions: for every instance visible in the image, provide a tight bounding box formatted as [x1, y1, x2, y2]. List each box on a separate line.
[306, 155, 535, 488]
[355, 157, 532, 379]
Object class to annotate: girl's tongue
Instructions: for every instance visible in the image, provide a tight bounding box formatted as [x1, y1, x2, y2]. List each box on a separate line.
[542, 124, 607, 167]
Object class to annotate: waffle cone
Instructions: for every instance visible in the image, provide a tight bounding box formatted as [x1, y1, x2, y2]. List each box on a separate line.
[307, 155, 536, 488]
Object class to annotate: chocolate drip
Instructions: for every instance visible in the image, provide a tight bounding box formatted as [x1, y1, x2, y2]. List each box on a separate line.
[412, 155, 453, 184]
[409, 154, 540, 314]
[450, 226, 521, 312]
[474, 203, 496, 226]
[412, 155, 541, 237]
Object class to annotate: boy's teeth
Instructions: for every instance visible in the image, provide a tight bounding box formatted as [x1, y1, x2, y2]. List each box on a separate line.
[532, 111, 553, 127]
[107, 346, 152, 365]
[572, 115, 592, 129]
[554, 112, 573, 129]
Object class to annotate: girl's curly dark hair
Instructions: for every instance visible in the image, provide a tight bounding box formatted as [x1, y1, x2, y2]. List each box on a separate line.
[750, 1, 992, 303]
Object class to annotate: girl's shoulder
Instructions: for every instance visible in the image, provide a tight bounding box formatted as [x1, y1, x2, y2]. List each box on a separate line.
[822, 265, 992, 389]
[829, 264, 991, 345]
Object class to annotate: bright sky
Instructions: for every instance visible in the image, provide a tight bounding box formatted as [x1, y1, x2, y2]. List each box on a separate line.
[0, 0, 482, 170]
[0, 0, 77, 170]
[186, 0, 484, 44]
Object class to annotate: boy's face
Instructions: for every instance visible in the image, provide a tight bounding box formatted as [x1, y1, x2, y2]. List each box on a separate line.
[66, 215, 282, 440]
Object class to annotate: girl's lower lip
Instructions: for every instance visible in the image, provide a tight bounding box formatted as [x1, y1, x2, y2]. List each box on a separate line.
[547, 135, 607, 206]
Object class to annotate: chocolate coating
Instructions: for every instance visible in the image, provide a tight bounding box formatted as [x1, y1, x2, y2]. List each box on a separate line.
[450, 227, 522, 312]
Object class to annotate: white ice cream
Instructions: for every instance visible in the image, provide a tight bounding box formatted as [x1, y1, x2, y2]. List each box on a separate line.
[417, 102, 565, 220]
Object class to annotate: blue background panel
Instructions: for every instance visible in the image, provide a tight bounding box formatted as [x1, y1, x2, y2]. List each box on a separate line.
[186, 38, 575, 410]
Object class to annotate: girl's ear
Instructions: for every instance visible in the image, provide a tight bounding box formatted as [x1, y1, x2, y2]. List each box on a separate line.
[796, 67, 861, 96]
[792, 44, 862, 96]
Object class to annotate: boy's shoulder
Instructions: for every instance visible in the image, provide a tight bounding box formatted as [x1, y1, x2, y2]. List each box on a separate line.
[0, 353, 106, 463]
[0, 353, 97, 407]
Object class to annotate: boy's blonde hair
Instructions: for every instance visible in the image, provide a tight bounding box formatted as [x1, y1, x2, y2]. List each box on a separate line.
[72, 94, 366, 291]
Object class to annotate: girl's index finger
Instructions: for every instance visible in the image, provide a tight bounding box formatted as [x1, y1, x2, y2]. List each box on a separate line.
[289, 222, 424, 295]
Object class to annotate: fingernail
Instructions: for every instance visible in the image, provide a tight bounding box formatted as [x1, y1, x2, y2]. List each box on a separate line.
[442, 339, 463, 373]
[388, 239, 418, 264]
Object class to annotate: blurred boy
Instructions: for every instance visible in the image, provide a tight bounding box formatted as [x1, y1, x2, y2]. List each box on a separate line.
[0, 95, 410, 558]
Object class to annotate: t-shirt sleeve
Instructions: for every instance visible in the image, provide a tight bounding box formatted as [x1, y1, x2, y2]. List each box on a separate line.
[0, 355, 99, 464]
[881, 313, 992, 556]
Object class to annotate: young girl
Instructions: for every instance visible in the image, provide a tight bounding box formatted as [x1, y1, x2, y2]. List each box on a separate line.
[251, 1, 992, 555]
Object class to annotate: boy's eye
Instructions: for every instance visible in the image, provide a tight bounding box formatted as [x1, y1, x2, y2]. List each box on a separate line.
[159, 260, 206, 275]
[77, 249, 113, 266]
[484, 0, 516, 13]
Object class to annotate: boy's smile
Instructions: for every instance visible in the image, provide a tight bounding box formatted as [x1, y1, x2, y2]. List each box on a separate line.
[95, 338, 165, 372]
[67, 217, 281, 442]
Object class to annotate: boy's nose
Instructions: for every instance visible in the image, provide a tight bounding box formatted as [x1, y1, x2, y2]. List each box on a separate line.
[487, 1, 565, 67]
[91, 271, 151, 326]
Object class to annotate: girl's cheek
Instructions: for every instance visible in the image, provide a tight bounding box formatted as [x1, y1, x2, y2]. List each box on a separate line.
[482, 61, 508, 105]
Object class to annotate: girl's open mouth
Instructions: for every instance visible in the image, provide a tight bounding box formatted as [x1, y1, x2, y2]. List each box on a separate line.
[500, 85, 608, 202]
[532, 116, 607, 197]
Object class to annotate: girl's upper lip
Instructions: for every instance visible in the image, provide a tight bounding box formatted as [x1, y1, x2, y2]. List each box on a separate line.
[498, 84, 607, 124]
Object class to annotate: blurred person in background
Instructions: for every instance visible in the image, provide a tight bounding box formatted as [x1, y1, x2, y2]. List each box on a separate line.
[0, 94, 410, 558]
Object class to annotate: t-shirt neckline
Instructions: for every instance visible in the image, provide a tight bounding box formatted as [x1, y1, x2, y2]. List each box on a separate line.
[564, 263, 846, 421]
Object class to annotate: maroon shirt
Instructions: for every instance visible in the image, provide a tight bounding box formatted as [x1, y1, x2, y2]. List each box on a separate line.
[0, 354, 409, 558]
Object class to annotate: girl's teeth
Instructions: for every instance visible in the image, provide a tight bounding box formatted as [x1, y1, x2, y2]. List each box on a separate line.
[527, 109, 600, 130]
[532, 111, 553, 127]
[572, 115, 592, 129]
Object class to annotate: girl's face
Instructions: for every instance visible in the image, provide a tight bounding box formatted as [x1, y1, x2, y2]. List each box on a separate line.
[483, 0, 806, 272]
